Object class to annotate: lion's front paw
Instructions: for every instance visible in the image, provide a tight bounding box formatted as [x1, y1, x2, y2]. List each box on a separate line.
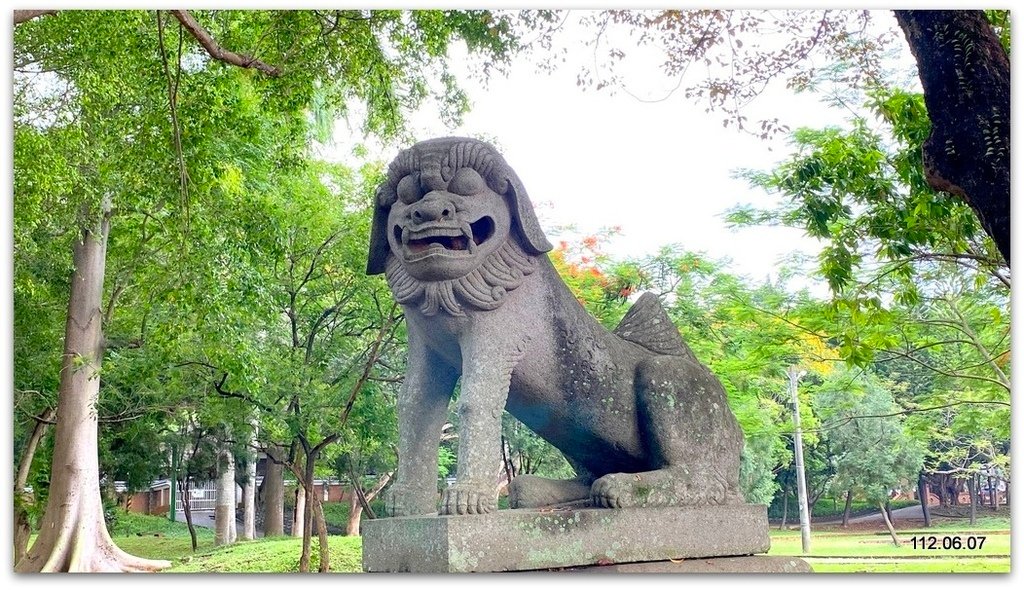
[440, 483, 497, 515]
[384, 484, 435, 517]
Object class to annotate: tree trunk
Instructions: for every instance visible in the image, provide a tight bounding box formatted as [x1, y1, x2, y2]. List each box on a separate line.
[894, 10, 1011, 265]
[879, 501, 901, 547]
[241, 470, 256, 540]
[298, 456, 316, 573]
[15, 207, 169, 573]
[885, 498, 894, 526]
[779, 484, 789, 530]
[178, 478, 198, 551]
[345, 467, 392, 536]
[346, 491, 363, 537]
[215, 447, 237, 546]
[179, 479, 198, 549]
[242, 422, 258, 540]
[841, 490, 853, 527]
[988, 476, 996, 510]
[292, 485, 305, 538]
[311, 491, 330, 573]
[263, 459, 285, 536]
[14, 407, 55, 564]
[968, 475, 977, 525]
[918, 474, 931, 528]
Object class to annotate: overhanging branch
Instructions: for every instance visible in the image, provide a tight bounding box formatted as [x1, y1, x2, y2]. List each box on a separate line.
[14, 10, 58, 25]
[170, 10, 282, 76]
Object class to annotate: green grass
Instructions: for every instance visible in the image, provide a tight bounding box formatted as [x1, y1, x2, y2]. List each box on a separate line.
[86, 509, 1014, 574]
[768, 516, 1011, 573]
[166, 536, 362, 573]
[101, 511, 366, 572]
[807, 558, 1010, 573]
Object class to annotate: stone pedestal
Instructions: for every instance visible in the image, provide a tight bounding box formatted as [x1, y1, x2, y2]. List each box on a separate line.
[361, 504, 772, 573]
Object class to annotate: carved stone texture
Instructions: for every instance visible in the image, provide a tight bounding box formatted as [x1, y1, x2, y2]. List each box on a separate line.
[367, 137, 745, 517]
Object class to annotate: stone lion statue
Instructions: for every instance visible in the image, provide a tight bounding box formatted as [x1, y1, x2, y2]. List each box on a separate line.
[367, 137, 744, 516]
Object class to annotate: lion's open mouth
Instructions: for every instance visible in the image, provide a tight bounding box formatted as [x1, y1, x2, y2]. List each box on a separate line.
[396, 217, 495, 258]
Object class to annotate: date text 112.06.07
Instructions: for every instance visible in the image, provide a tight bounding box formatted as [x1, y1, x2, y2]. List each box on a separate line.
[911, 536, 986, 550]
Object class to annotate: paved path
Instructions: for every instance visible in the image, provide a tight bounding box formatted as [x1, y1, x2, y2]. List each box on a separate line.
[173, 511, 260, 537]
[846, 504, 925, 524]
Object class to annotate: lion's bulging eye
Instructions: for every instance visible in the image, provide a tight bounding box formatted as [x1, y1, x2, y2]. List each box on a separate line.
[448, 168, 486, 196]
[397, 174, 423, 205]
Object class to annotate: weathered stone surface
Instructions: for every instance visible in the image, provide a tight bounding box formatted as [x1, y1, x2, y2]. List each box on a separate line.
[361, 504, 770, 573]
[566, 555, 813, 573]
[366, 137, 746, 517]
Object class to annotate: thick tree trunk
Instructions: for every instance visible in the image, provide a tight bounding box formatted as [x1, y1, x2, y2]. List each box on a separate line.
[346, 492, 363, 537]
[263, 459, 285, 536]
[242, 422, 258, 540]
[894, 10, 1011, 265]
[918, 474, 931, 528]
[879, 501, 901, 547]
[988, 476, 996, 510]
[15, 209, 169, 572]
[242, 472, 256, 540]
[14, 407, 55, 563]
[841, 490, 853, 528]
[215, 448, 237, 546]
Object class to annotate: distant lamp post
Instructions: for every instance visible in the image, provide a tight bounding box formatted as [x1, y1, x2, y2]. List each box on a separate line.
[788, 366, 811, 554]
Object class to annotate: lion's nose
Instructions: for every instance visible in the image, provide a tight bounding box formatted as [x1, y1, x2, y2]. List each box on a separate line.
[410, 194, 454, 225]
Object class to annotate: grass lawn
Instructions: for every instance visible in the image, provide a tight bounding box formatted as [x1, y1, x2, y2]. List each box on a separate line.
[768, 508, 1011, 573]
[105, 512, 365, 573]
[93, 508, 1010, 574]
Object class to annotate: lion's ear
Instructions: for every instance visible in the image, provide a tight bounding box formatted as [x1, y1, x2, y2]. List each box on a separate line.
[366, 196, 391, 275]
[502, 168, 553, 255]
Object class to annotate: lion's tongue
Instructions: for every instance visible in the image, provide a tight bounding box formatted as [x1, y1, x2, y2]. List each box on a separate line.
[409, 235, 468, 252]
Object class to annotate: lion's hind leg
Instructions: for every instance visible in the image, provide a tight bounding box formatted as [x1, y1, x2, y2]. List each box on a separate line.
[591, 355, 744, 508]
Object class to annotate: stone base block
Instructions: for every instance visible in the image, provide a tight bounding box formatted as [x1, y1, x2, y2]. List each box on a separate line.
[361, 503, 770, 573]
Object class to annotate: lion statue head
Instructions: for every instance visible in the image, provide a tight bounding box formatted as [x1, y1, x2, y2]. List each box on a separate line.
[367, 137, 553, 316]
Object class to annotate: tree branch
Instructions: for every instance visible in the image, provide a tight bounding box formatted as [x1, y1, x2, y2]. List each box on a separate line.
[14, 10, 57, 25]
[170, 10, 282, 76]
[874, 348, 1010, 393]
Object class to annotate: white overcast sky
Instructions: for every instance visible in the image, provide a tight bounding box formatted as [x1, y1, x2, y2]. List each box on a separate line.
[328, 8, 920, 294]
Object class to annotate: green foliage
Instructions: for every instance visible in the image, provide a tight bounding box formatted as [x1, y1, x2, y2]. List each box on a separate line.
[813, 369, 925, 503]
[727, 83, 1010, 497]
[501, 414, 575, 481]
[14, 9, 532, 509]
[731, 87, 1002, 298]
[984, 10, 1010, 54]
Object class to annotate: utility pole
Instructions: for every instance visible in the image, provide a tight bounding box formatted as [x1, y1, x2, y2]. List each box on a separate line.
[788, 365, 811, 554]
